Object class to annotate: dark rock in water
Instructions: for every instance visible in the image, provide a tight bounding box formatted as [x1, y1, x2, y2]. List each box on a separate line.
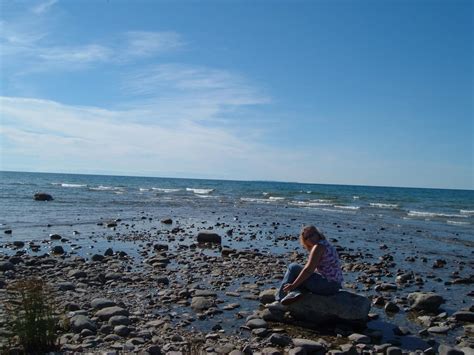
[13, 241, 25, 248]
[34, 192, 53, 201]
[268, 333, 291, 346]
[91, 254, 105, 262]
[384, 302, 400, 313]
[191, 296, 214, 311]
[0, 261, 14, 272]
[453, 311, 474, 322]
[50, 234, 62, 240]
[153, 244, 169, 251]
[407, 292, 444, 312]
[438, 344, 465, 355]
[246, 318, 268, 329]
[196, 232, 222, 244]
[285, 291, 371, 325]
[160, 218, 173, 224]
[4, 229, 12, 234]
[104, 248, 113, 256]
[52, 245, 65, 254]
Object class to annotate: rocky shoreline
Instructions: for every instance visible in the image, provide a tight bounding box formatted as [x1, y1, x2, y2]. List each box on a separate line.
[0, 211, 473, 354]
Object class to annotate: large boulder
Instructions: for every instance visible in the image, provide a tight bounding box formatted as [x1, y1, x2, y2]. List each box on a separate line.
[34, 193, 53, 201]
[284, 291, 371, 325]
[407, 292, 444, 312]
[196, 232, 222, 244]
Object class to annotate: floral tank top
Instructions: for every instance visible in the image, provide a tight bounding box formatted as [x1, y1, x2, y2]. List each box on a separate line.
[315, 239, 343, 284]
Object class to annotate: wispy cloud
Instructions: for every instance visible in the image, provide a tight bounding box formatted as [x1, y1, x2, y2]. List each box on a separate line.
[123, 31, 184, 59]
[31, 0, 58, 14]
[0, 96, 304, 180]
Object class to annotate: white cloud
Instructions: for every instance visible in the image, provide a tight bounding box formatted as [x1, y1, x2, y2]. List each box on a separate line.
[32, 0, 58, 14]
[123, 31, 184, 59]
[38, 44, 112, 64]
[0, 96, 305, 180]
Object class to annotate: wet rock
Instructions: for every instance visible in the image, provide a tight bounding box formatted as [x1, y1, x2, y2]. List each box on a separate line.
[70, 315, 96, 333]
[438, 345, 465, 355]
[52, 245, 65, 254]
[146, 345, 162, 355]
[268, 333, 291, 346]
[386, 347, 402, 355]
[261, 348, 281, 355]
[292, 338, 325, 353]
[453, 311, 474, 322]
[0, 261, 14, 272]
[91, 254, 105, 262]
[67, 269, 87, 279]
[196, 232, 222, 244]
[50, 234, 62, 240]
[161, 218, 173, 224]
[104, 248, 114, 256]
[4, 229, 12, 234]
[385, 302, 400, 313]
[348, 333, 370, 344]
[427, 325, 450, 334]
[286, 291, 371, 325]
[95, 306, 129, 321]
[13, 241, 25, 248]
[91, 298, 116, 310]
[153, 244, 169, 251]
[259, 289, 276, 304]
[289, 347, 307, 355]
[114, 325, 130, 337]
[109, 315, 131, 326]
[34, 192, 53, 201]
[375, 283, 397, 292]
[408, 292, 444, 312]
[246, 318, 268, 329]
[57, 282, 75, 291]
[191, 297, 214, 311]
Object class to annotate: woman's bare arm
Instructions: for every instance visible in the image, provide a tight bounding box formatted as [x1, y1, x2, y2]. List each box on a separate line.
[284, 244, 325, 292]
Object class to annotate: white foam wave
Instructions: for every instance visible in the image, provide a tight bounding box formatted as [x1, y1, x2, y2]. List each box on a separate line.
[289, 201, 333, 207]
[408, 210, 468, 218]
[353, 195, 359, 199]
[460, 209, 474, 215]
[447, 220, 470, 226]
[240, 197, 270, 203]
[262, 192, 269, 196]
[186, 187, 214, 194]
[268, 196, 285, 201]
[334, 205, 360, 210]
[139, 188, 149, 191]
[369, 202, 399, 209]
[53, 183, 87, 188]
[152, 187, 181, 193]
[89, 185, 124, 191]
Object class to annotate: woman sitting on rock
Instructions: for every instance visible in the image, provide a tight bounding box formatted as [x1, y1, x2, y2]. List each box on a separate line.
[277, 225, 343, 305]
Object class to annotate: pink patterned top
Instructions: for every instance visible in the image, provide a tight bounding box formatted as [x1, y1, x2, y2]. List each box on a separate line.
[315, 239, 343, 284]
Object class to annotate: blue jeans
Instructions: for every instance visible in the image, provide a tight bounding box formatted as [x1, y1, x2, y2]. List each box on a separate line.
[276, 263, 341, 301]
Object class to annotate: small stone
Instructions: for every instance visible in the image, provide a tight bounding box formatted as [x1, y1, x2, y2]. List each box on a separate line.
[348, 333, 370, 344]
[386, 347, 402, 355]
[50, 234, 62, 240]
[268, 333, 291, 346]
[246, 318, 268, 329]
[104, 248, 114, 256]
[34, 192, 53, 201]
[438, 345, 464, 355]
[0, 261, 14, 272]
[161, 218, 173, 224]
[453, 311, 474, 322]
[385, 302, 400, 313]
[57, 282, 75, 291]
[95, 306, 128, 321]
[13, 241, 25, 248]
[292, 338, 325, 352]
[261, 348, 281, 355]
[427, 325, 450, 334]
[91, 298, 116, 309]
[196, 232, 222, 244]
[109, 315, 131, 326]
[70, 315, 96, 333]
[91, 254, 104, 262]
[259, 289, 276, 304]
[114, 325, 130, 337]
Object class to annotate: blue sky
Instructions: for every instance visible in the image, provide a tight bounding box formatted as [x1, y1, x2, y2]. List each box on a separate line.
[0, 0, 472, 189]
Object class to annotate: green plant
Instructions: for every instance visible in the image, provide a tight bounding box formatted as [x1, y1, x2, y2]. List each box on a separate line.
[4, 278, 58, 353]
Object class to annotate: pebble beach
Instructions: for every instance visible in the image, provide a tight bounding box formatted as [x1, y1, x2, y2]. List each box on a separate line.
[0, 171, 473, 354]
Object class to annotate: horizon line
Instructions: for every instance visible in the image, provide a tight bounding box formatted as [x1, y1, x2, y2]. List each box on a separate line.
[1, 169, 472, 192]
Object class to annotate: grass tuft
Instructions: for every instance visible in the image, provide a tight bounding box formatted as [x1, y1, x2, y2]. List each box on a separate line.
[3, 278, 58, 354]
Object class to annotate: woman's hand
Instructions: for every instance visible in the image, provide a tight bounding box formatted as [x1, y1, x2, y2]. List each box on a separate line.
[283, 283, 295, 293]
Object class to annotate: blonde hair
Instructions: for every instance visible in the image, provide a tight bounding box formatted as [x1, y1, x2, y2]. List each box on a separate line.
[299, 225, 325, 251]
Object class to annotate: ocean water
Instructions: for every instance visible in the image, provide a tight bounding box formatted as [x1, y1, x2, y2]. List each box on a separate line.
[1, 171, 473, 234]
